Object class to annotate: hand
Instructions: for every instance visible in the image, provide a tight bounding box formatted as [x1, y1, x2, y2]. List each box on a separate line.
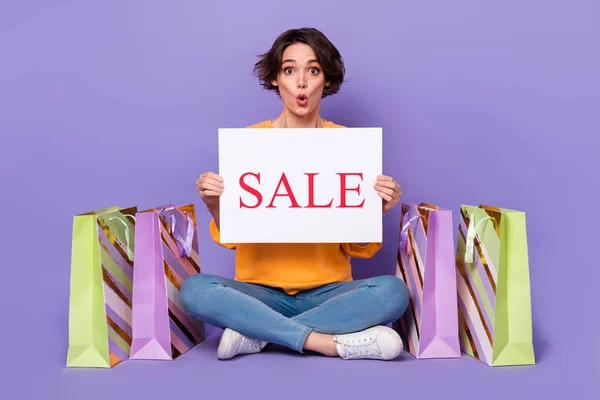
[374, 175, 402, 215]
[196, 172, 224, 211]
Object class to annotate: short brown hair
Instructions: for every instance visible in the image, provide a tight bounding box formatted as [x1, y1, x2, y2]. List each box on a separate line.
[253, 28, 345, 98]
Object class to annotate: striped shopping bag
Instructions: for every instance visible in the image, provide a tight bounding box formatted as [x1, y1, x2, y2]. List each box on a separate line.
[392, 203, 461, 359]
[130, 204, 205, 360]
[67, 206, 137, 368]
[456, 204, 535, 366]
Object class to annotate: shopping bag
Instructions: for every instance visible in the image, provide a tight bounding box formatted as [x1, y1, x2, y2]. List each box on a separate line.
[456, 204, 535, 366]
[130, 204, 205, 360]
[67, 206, 137, 368]
[392, 203, 461, 359]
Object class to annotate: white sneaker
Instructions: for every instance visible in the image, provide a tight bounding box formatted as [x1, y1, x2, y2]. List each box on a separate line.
[217, 328, 267, 360]
[333, 326, 404, 360]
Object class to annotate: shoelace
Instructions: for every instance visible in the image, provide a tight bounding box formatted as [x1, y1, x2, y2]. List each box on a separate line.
[338, 336, 380, 358]
[239, 335, 262, 353]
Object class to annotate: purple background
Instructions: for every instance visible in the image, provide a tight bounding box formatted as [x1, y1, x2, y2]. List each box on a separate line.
[1, 0, 598, 399]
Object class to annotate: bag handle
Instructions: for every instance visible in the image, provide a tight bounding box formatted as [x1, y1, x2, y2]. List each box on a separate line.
[464, 214, 491, 263]
[418, 202, 439, 210]
[478, 204, 502, 213]
[109, 214, 136, 259]
[399, 212, 421, 251]
[169, 213, 195, 258]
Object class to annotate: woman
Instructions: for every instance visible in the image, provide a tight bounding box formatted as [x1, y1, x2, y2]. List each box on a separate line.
[181, 27, 410, 361]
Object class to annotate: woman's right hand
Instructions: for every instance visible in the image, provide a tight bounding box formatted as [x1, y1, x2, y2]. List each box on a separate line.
[196, 172, 224, 211]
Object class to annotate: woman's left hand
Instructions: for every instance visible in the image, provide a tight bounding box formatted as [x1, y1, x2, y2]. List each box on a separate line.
[374, 175, 402, 215]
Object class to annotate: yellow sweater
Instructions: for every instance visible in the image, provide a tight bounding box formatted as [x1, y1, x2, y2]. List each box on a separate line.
[209, 119, 382, 294]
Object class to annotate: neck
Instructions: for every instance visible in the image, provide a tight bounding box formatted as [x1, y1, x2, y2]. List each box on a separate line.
[274, 108, 324, 128]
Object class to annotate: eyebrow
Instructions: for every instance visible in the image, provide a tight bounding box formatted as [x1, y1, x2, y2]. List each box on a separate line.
[282, 59, 320, 64]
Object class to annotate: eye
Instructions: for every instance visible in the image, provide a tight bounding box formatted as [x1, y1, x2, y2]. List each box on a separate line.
[283, 67, 294, 74]
[309, 67, 320, 75]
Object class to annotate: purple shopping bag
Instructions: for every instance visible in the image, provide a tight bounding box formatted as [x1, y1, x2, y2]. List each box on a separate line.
[130, 204, 205, 360]
[392, 203, 460, 359]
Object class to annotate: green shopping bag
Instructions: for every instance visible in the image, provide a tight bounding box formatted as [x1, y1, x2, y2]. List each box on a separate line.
[66, 206, 137, 368]
[455, 204, 535, 366]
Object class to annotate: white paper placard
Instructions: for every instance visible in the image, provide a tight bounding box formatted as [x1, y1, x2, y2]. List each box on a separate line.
[217, 127, 382, 243]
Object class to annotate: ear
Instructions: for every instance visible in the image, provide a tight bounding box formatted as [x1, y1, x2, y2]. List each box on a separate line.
[271, 79, 278, 87]
[325, 81, 331, 87]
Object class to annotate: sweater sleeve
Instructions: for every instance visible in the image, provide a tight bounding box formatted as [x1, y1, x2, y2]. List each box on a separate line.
[209, 218, 237, 249]
[340, 242, 382, 258]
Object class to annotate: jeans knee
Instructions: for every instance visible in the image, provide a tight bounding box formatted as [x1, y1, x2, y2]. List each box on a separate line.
[179, 273, 218, 318]
[371, 275, 410, 322]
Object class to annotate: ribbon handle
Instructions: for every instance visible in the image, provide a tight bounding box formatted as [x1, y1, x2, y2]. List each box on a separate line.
[399, 213, 421, 251]
[170, 213, 195, 258]
[464, 214, 491, 263]
[109, 214, 136, 259]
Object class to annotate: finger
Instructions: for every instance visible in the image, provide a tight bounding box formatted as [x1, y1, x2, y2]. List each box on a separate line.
[374, 180, 397, 190]
[201, 190, 222, 197]
[199, 182, 223, 193]
[376, 175, 394, 182]
[377, 191, 394, 203]
[199, 176, 224, 189]
[374, 185, 396, 198]
[196, 178, 212, 189]
[206, 172, 223, 182]
[198, 172, 223, 183]
[203, 177, 224, 188]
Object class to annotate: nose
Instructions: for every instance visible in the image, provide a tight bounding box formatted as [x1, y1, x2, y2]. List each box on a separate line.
[297, 73, 307, 89]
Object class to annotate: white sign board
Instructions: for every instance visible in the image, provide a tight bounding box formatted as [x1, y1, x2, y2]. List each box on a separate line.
[218, 128, 382, 243]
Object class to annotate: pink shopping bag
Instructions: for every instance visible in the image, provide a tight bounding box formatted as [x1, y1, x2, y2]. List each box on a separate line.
[130, 204, 205, 360]
[392, 203, 461, 359]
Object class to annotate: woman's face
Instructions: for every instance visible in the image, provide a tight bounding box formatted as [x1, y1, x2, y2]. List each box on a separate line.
[272, 43, 328, 118]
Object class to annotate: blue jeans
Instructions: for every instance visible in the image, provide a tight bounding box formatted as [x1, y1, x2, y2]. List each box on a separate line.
[180, 274, 410, 353]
